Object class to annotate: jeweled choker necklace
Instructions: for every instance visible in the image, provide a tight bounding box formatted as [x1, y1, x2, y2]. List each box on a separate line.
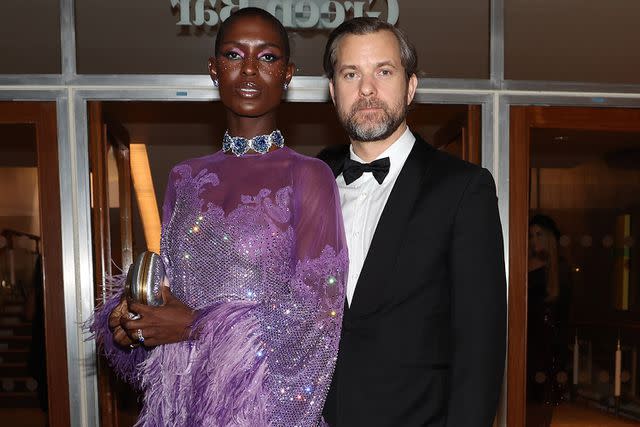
[222, 130, 285, 156]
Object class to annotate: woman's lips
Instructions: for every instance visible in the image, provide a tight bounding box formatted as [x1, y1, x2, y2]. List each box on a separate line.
[236, 82, 261, 98]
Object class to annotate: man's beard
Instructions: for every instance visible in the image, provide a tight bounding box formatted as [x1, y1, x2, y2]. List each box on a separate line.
[338, 95, 407, 142]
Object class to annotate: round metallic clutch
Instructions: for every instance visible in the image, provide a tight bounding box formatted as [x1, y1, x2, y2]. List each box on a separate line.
[125, 251, 166, 306]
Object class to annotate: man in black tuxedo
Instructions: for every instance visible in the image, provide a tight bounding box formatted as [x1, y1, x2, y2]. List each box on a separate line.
[319, 18, 507, 426]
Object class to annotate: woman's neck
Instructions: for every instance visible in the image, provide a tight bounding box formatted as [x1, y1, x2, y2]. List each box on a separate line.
[225, 113, 277, 139]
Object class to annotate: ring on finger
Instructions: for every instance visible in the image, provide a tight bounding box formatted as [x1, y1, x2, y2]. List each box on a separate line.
[137, 328, 145, 343]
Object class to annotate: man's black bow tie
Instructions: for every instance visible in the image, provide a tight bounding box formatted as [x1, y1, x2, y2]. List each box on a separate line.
[342, 157, 391, 185]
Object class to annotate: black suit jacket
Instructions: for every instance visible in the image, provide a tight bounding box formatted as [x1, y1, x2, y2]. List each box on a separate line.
[319, 134, 506, 427]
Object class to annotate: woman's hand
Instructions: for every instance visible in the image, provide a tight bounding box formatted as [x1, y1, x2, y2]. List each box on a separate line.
[108, 297, 137, 348]
[120, 286, 196, 347]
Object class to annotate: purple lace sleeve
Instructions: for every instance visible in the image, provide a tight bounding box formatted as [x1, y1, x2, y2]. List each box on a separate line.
[261, 159, 348, 426]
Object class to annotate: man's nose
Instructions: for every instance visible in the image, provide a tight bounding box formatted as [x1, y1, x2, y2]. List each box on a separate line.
[358, 74, 376, 97]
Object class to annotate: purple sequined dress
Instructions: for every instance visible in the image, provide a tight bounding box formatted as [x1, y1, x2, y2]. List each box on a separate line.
[91, 147, 348, 426]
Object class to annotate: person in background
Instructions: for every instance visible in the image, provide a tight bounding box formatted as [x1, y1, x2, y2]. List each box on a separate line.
[528, 214, 571, 412]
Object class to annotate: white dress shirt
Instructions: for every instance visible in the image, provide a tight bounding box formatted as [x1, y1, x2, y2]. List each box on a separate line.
[336, 127, 416, 306]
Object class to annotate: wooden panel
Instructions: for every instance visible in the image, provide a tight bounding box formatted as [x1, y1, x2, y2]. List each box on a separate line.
[37, 103, 70, 427]
[432, 107, 482, 165]
[115, 146, 133, 270]
[465, 105, 481, 164]
[508, 106, 530, 427]
[0, 101, 70, 427]
[432, 112, 465, 151]
[88, 101, 119, 427]
[89, 103, 111, 299]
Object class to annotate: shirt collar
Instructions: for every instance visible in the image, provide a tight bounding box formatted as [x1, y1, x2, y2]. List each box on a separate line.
[349, 126, 416, 181]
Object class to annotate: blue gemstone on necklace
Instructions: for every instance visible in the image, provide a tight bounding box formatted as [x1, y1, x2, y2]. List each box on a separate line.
[271, 130, 284, 147]
[223, 132, 233, 152]
[222, 130, 285, 156]
[252, 135, 270, 153]
[231, 136, 249, 156]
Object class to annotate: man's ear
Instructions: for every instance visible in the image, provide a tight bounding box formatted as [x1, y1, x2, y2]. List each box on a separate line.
[329, 78, 336, 104]
[406, 73, 418, 105]
[208, 57, 218, 83]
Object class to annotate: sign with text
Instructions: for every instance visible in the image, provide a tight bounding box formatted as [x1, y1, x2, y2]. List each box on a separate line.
[169, 0, 399, 28]
[76, 0, 489, 78]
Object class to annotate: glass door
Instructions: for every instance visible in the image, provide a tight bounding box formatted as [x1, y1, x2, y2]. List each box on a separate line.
[0, 101, 68, 427]
[509, 106, 640, 426]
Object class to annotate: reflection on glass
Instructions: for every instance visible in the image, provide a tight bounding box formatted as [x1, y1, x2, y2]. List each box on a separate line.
[0, 124, 48, 423]
[506, 0, 640, 84]
[527, 214, 571, 424]
[105, 134, 143, 425]
[527, 127, 640, 425]
[0, 3, 61, 73]
[614, 214, 632, 311]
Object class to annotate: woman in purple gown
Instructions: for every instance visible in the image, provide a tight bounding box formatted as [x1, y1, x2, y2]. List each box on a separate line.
[90, 8, 347, 426]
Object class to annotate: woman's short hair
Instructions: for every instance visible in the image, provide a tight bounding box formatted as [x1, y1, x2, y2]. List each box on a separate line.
[323, 17, 417, 80]
[214, 7, 290, 61]
[530, 214, 561, 240]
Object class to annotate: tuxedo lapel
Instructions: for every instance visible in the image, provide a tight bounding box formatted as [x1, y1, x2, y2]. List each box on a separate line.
[349, 136, 436, 316]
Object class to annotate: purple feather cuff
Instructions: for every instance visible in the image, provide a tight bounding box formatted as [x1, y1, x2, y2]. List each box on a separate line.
[86, 274, 148, 388]
[135, 300, 270, 426]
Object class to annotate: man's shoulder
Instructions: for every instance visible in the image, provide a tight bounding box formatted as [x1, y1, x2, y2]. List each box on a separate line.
[413, 133, 485, 181]
[317, 144, 349, 163]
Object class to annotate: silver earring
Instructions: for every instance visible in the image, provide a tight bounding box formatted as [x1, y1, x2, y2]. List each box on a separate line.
[213, 79, 219, 88]
[283, 82, 289, 91]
